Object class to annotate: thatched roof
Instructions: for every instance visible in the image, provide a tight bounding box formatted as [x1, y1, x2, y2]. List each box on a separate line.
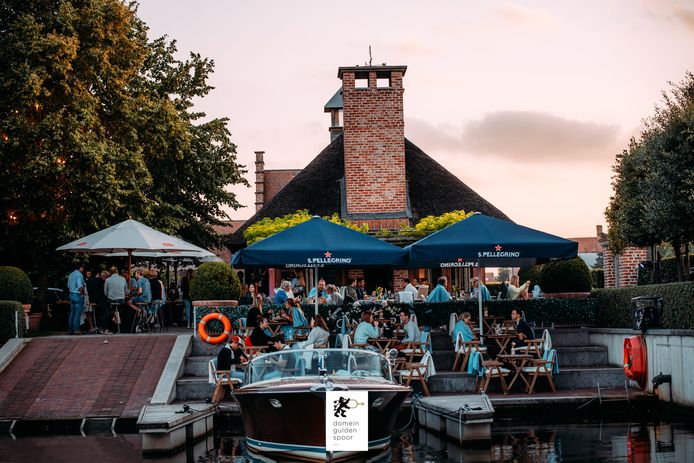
[229, 134, 509, 247]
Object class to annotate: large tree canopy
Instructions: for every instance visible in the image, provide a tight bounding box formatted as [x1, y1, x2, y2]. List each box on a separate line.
[0, 0, 248, 278]
[605, 72, 694, 280]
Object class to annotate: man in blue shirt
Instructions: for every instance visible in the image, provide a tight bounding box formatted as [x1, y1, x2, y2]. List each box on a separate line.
[395, 310, 421, 351]
[67, 263, 85, 335]
[274, 280, 291, 305]
[426, 276, 452, 303]
[307, 278, 327, 303]
[128, 269, 152, 313]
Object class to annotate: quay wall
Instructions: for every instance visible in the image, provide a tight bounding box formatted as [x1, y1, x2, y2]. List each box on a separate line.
[589, 328, 694, 408]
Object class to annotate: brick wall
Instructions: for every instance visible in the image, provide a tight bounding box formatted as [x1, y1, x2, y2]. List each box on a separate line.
[352, 217, 409, 231]
[341, 67, 408, 216]
[604, 246, 648, 288]
[392, 269, 409, 291]
[264, 170, 301, 204]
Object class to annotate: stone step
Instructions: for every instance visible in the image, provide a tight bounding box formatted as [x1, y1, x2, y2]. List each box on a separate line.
[192, 339, 224, 356]
[555, 346, 609, 367]
[176, 376, 213, 402]
[427, 367, 628, 394]
[432, 351, 456, 371]
[545, 328, 591, 347]
[185, 356, 214, 377]
[429, 331, 453, 350]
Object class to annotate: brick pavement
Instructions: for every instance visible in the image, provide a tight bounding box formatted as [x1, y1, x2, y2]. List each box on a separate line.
[0, 335, 176, 420]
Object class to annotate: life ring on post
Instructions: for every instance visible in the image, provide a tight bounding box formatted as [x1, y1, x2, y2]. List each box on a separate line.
[624, 336, 648, 389]
[198, 313, 232, 344]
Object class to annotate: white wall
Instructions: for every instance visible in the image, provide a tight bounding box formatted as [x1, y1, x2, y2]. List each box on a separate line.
[589, 328, 694, 408]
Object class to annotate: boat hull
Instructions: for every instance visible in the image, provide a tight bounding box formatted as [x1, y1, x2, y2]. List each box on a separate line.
[234, 382, 409, 461]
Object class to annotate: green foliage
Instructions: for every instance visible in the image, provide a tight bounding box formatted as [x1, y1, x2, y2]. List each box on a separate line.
[0, 300, 26, 344]
[605, 72, 694, 279]
[591, 269, 605, 289]
[637, 256, 692, 285]
[594, 282, 694, 330]
[243, 210, 368, 244]
[0, 0, 247, 285]
[0, 266, 32, 304]
[485, 282, 503, 299]
[519, 265, 543, 289]
[539, 257, 592, 293]
[190, 262, 241, 301]
[410, 210, 474, 237]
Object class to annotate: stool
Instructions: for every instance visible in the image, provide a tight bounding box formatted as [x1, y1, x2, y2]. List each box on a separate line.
[131, 302, 150, 333]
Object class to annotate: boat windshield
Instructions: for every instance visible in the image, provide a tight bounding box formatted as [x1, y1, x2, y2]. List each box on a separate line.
[244, 348, 393, 384]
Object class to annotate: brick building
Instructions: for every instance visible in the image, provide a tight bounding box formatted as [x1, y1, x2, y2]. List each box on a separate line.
[229, 64, 509, 292]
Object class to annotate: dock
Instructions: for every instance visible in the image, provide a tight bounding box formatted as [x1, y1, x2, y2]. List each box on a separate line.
[137, 402, 215, 455]
[414, 395, 495, 444]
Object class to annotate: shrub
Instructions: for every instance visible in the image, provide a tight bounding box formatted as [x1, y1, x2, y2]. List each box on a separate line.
[637, 257, 686, 285]
[593, 281, 694, 330]
[519, 265, 543, 289]
[591, 269, 605, 289]
[189, 262, 241, 301]
[0, 266, 32, 304]
[539, 257, 592, 292]
[0, 300, 26, 344]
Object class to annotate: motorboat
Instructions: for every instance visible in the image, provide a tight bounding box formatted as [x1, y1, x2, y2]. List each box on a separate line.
[232, 348, 411, 461]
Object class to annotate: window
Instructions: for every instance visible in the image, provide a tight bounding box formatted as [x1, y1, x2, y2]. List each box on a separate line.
[355, 77, 368, 89]
[376, 77, 390, 88]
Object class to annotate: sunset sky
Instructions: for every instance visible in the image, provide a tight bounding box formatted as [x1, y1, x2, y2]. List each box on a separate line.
[137, 0, 693, 238]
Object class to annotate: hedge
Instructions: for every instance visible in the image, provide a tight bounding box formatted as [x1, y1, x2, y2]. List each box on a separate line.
[192, 298, 599, 334]
[593, 281, 694, 330]
[0, 266, 32, 304]
[637, 257, 693, 285]
[190, 262, 241, 301]
[0, 300, 26, 345]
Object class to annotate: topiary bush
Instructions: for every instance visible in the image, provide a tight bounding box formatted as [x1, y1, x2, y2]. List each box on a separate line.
[190, 262, 241, 301]
[0, 300, 26, 344]
[539, 257, 592, 293]
[591, 269, 605, 289]
[0, 266, 33, 304]
[518, 265, 543, 289]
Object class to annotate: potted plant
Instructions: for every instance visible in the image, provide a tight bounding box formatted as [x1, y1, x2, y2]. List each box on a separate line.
[539, 257, 593, 298]
[0, 266, 35, 329]
[190, 262, 242, 322]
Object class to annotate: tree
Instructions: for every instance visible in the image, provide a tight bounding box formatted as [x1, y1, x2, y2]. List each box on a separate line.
[0, 1, 247, 298]
[243, 210, 368, 244]
[605, 72, 694, 281]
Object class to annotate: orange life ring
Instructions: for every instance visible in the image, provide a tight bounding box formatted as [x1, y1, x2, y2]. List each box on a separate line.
[624, 336, 648, 389]
[198, 313, 232, 344]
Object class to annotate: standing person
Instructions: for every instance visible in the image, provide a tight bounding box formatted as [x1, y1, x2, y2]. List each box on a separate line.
[149, 269, 165, 323]
[84, 270, 99, 334]
[104, 266, 128, 332]
[97, 270, 112, 334]
[180, 269, 193, 328]
[470, 277, 491, 302]
[67, 263, 85, 335]
[86, 269, 106, 334]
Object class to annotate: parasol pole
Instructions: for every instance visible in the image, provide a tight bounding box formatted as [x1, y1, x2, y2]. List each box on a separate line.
[314, 265, 319, 316]
[127, 250, 133, 292]
[478, 258, 483, 340]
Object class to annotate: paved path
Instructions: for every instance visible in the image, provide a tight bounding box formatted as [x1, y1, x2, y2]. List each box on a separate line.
[0, 335, 176, 420]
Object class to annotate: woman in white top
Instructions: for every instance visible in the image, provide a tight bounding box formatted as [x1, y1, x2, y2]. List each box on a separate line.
[507, 275, 530, 300]
[297, 315, 330, 348]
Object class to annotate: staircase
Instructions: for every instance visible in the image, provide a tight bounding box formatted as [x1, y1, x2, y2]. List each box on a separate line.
[175, 340, 224, 401]
[427, 328, 626, 394]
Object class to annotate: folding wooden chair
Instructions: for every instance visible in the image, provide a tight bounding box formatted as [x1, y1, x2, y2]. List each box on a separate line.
[401, 331, 430, 363]
[476, 360, 510, 394]
[521, 349, 557, 394]
[516, 329, 551, 359]
[452, 331, 488, 371]
[209, 359, 243, 404]
[397, 351, 432, 397]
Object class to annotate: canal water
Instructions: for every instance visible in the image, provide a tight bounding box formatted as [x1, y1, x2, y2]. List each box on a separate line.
[1, 422, 693, 462]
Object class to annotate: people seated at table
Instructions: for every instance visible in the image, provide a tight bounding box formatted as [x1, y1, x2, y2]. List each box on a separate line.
[295, 315, 330, 348]
[127, 268, 152, 313]
[511, 308, 535, 344]
[507, 275, 530, 301]
[395, 309, 421, 350]
[249, 317, 279, 348]
[274, 280, 292, 305]
[353, 310, 380, 345]
[470, 277, 491, 301]
[307, 278, 328, 302]
[426, 276, 452, 303]
[344, 279, 358, 304]
[325, 284, 343, 305]
[403, 278, 419, 299]
[216, 336, 248, 381]
[453, 312, 475, 342]
[356, 278, 367, 300]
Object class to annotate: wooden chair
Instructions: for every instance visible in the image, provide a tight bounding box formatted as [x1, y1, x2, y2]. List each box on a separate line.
[476, 360, 510, 394]
[397, 351, 432, 397]
[516, 329, 551, 359]
[521, 349, 557, 394]
[401, 331, 430, 363]
[452, 331, 487, 371]
[209, 359, 243, 404]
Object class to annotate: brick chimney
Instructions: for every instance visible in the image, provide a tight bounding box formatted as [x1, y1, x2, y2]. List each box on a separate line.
[254, 151, 265, 212]
[338, 65, 410, 226]
[596, 225, 603, 237]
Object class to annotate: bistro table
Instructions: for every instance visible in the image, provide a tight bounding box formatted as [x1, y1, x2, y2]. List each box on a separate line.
[495, 354, 533, 391]
[368, 337, 398, 353]
[268, 321, 288, 336]
[483, 316, 504, 335]
[485, 333, 515, 356]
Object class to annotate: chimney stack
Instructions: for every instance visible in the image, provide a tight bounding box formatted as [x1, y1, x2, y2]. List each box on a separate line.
[254, 151, 265, 212]
[596, 225, 603, 236]
[338, 64, 409, 222]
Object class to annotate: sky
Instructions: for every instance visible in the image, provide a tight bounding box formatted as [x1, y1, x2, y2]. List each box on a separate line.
[137, 0, 693, 238]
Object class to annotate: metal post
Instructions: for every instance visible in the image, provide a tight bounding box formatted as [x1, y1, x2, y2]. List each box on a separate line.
[15, 310, 19, 338]
[314, 265, 319, 316]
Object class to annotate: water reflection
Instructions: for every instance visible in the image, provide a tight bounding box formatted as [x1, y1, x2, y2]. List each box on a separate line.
[1, 422, 692, 462]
